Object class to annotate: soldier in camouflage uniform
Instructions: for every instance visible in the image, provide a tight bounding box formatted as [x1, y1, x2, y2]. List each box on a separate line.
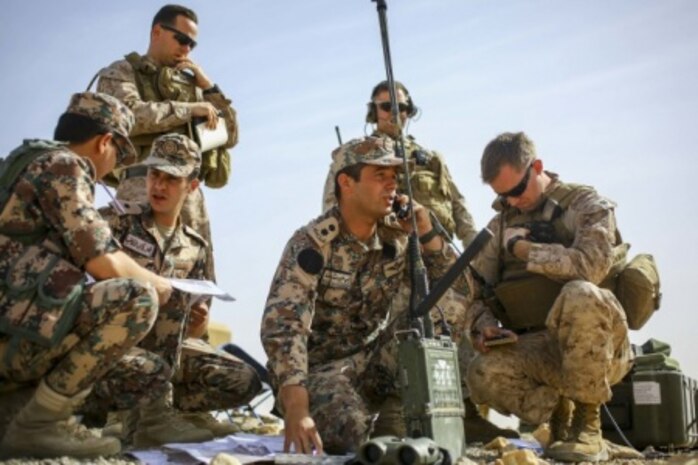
[174, 289, 262, 424]
[96, 4, 239, 290]
[100, 134, 260, 443]
[464, 132, 633, 462]
[262, 136, 463, 454]
[321, 81, 512, 442]
[0, 93, 175, 459]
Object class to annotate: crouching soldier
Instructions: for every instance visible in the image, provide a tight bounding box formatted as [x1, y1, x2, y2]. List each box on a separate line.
[99, 133, 261, 444]
[0, 92, 174, 459]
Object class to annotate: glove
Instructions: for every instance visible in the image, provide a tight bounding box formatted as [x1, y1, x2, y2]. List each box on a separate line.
[504, 226, 529, 254]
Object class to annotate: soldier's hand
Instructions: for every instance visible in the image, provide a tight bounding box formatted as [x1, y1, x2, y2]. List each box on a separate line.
[175, 58, 213, 90]
[155, 277, 173, 305]
[187, 301, 209, 338]
[280, 385, 324, 454]
[191, 102, 219, 129]
[504, 227, 529, 258]
[474, 326, 517, 354]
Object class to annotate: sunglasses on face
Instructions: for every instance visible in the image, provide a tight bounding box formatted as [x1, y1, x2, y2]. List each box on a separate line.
[376, 101, 409, 113]
[160, 24, 197, 50]
[499, 164, 532, 198]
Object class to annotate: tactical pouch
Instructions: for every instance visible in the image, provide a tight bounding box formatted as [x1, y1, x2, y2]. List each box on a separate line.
[494, 275, 563, 331]
[200, 148, 231, 189]
[615, 254, 661, 330]
[0, 238, 85, 348]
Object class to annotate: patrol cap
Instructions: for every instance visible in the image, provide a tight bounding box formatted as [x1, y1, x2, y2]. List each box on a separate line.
[331, 136, 406, 174]
[140, 133, 201, 178]
[65, 92, 137, 166]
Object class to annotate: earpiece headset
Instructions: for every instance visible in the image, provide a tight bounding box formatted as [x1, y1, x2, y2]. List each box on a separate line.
[365, 80, 418, 123]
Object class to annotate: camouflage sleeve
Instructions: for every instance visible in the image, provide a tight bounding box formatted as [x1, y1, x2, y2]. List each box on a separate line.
[97, 60, 195, 136]
[464, 214, 504, 339]
[261, 230, 320, 388]
[36, 154, 118, 267]
[471, 214, 504, 285]
[526, 189, 617, 284]
[437, 154, 478, 246]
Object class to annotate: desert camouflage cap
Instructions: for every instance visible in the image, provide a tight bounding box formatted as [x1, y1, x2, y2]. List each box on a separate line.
[331, 136, 405, 174]
[141, 133, 201, 178]
[65, 92, 137, 166]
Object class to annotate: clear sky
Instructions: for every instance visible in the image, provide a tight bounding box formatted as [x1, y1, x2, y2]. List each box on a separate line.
[1, 0, 697, 411]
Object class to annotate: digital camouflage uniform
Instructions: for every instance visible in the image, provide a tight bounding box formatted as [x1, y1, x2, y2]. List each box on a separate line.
[0, 93, 170, 457]
[322, 134, 477, 395]
[465, 174, 633, 427]
[263, 137, 462, 453]
[100, 200, 207, 373]
[174, 337, 261, 412]
[97, 53, 239, 288]
[101, 134, 260, 416]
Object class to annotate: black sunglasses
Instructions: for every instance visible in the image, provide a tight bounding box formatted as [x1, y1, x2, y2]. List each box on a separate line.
[160, 24, 197, 50]
[499, 164, 532, 198]
[376, 101, 409, 113]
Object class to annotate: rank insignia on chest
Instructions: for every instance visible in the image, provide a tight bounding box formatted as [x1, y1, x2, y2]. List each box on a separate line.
[123, 234, 156, 257]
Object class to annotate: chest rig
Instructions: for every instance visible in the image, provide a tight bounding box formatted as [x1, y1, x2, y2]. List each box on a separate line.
[490, 182, 624, 332]
[125, 52, 197, 156]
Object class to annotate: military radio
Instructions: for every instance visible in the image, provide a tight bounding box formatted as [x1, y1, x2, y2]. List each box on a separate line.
[368, 1, 493, 462]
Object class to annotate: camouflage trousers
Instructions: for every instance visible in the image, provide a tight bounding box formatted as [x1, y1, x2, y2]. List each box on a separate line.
[0, 278, 171, 411]
[138, 293, 191, 373]
[302, 340, 400, 454]
[467, 280, 632, 425]
[173, 338, 262, 411]
[117, 175, 216, 285]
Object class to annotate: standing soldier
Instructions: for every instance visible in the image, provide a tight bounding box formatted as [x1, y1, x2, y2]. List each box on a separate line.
[322, 80, 476, 248]
[97, 4, 239, 289]
[99, 134, 261, 445]
[321, 81, 514, 442]
[0, 93, 173, 459]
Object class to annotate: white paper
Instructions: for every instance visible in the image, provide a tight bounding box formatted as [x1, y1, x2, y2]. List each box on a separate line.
[129, 434, 285, 464]
[195, 117, 229, 152]
[633, 380, 662, 405]
[169, 278, 235, 301]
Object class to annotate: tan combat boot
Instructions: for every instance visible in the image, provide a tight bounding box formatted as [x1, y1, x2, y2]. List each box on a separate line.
[132, 392, 214, 447]
[0, 380, 121, 459]
[546, 402, 608, 462]
[180, 411, 241, 437]
[463, 397, 520, 444]
[549, 397, 575, 444]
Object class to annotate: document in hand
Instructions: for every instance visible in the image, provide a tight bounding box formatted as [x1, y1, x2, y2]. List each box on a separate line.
[168, 278, 235, 302]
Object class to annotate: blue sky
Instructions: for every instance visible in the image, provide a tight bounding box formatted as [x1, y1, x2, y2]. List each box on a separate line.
[1, 0, 697, 410]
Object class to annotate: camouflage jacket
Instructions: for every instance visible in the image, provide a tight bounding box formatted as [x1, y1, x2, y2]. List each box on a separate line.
[99, 202, 207, 281]
[96, 54, 238, 142]
[465, 173, 619, 335]
[261, 207, 460, 388]
[0, 143, 118, 268]
[322, 133, 477, 246]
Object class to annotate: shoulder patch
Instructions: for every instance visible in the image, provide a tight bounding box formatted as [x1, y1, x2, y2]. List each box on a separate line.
[298, 248, 324, 275]
[307, 216, 339, 248]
